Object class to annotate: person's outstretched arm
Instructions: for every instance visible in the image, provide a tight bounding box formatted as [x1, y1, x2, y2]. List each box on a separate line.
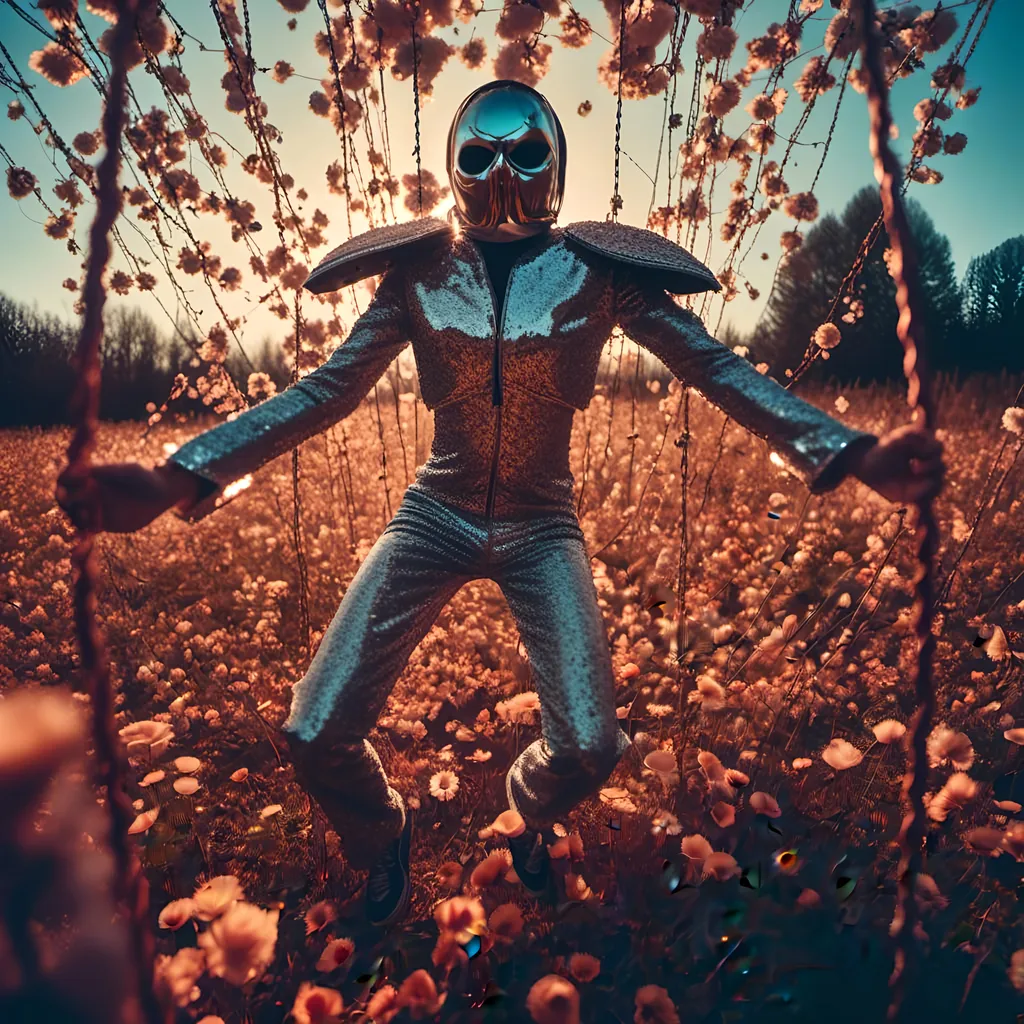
[56, 268, 412, 533]
[166, 265, 412, 521]
[613, 271, 944, 504]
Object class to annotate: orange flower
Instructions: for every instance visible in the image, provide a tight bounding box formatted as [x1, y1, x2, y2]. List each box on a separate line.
[435, 860, 463, 890]
[304, 900, 337, 936]
[291, 982, 343, 1024]
[569, 952, 601, 982]
[488, 902, 524, 941]
[431, 931, 469, 973]
[197, 902, 279, 986]
[479, 809, 526, 839]
[633, 984, 680, 1024]
[526, 974, 580, 1024]
[396, 969, 447, 1019]
[158, 898, 196, 931]
[316, 937, 355, 972]
[192, 875, 244, 921]
[434, 895, 485, 942]
[366, 984, 401, 1023]
[470, 850, 511, 890]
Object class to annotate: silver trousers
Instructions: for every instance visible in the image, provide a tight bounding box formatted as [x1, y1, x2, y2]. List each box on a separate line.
[281, 484, 632, 870]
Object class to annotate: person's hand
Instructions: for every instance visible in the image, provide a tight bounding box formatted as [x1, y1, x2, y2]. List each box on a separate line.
[56, 462, 204, 534]
[848, 423, 945, 505]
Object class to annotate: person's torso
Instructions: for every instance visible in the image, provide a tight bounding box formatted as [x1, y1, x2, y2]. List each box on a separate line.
[397, 227, 618, 519]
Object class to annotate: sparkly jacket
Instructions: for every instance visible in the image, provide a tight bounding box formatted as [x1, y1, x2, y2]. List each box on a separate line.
[167, 219, 878, 522]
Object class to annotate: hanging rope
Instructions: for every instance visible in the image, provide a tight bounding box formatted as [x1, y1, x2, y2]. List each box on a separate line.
[60, 3, 169, 1021]
[318, 0, 354, 237]
[409, 0, 423, 214]
[610, 0, 627, 221]
[857, 2, 938, 1018]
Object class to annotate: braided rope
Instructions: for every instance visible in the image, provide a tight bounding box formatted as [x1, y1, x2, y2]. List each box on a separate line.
[318, 0, 354, 236]
[61, 4, 169, 1020]
[857, 3, 939, 1018]
[410, 1, 423, 214]
[610, 0, 627, 221]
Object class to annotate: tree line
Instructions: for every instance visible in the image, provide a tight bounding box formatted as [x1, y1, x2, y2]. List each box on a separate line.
[0, 299, 291, 428]
[0, 187, 1020, 428]
[748, 186, 1023, 384]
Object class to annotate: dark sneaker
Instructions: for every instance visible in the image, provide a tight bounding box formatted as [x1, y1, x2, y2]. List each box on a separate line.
[365, 809, 413, 927]
[507, 827, 553, 898]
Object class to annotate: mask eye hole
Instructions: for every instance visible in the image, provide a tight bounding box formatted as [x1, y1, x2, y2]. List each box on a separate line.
[458, 144, 495, 176]
[508, 138, 551, 172]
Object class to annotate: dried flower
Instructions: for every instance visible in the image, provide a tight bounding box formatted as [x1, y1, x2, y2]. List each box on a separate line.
[1002, 407, 1024, 436]
[813, 323, 841, 351]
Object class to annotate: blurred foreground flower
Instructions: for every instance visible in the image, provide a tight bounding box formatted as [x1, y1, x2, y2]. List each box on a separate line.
[0, 688, 132, 1021]
[198, 901, 280, 985]
[291, 982, 343, 1023]
[397, 969, 447, 1019]
[192, 874, 245, 921]
[526, 973, 580, 1024]
[634, 984, 680, 1024]
[316, 937, 355, 972]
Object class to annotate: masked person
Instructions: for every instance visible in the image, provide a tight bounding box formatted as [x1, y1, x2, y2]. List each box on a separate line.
[57, 80, 945, 927]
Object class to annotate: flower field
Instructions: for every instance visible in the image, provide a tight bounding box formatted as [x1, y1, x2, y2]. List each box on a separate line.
[3, 370, 1023, 1022]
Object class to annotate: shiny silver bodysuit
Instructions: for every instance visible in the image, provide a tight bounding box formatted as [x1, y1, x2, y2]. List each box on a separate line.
[167, 224, 877, 868]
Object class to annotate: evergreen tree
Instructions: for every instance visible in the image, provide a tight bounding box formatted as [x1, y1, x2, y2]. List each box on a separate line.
[962, 236, 1024, 373]
[752, 186, 961, 382]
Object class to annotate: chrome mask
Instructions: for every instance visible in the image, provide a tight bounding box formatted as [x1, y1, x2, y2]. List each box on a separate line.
[446, 80, 566, 241]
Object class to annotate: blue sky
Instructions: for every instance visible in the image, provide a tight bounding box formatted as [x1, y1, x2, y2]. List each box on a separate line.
[1, 0, 1020, 351]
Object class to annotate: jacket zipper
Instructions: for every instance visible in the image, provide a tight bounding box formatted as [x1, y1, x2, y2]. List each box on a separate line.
[473, 234, 551, 519]
[483, 260, 507, 519]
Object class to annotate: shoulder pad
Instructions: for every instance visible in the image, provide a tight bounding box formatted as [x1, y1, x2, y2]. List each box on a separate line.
[304, 217, 453, 294]
[563, 220, 720, 295]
